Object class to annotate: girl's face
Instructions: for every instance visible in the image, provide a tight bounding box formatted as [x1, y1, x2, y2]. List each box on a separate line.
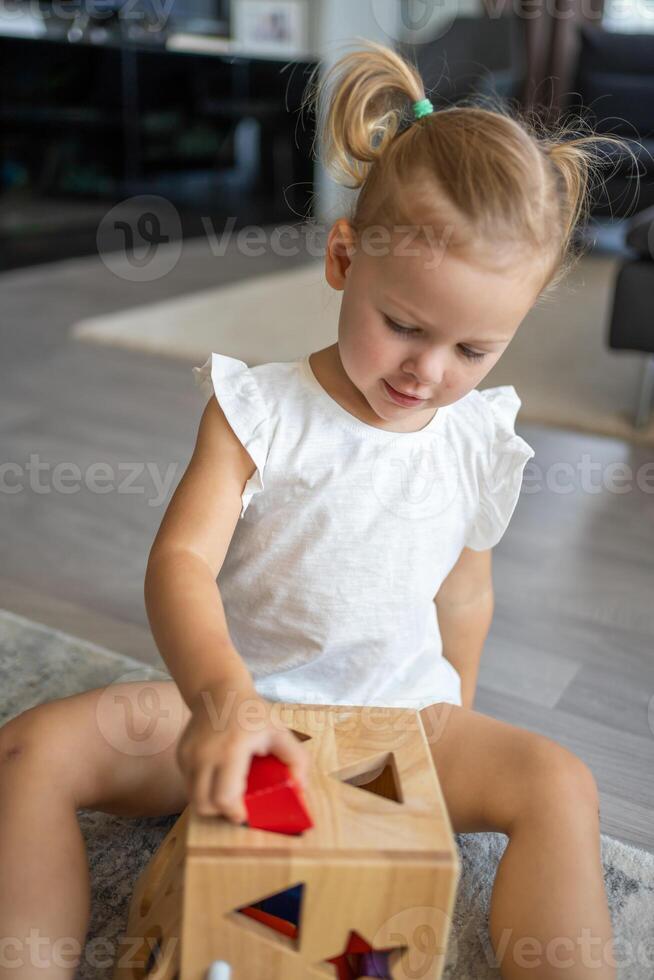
[325, 218, 544, 430]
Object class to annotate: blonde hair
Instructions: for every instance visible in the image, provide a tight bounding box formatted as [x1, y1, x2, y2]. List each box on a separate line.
[302, 38, 641, 299]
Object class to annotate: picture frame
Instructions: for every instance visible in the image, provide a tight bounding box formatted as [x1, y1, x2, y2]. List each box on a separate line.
[234, 0, 309, 58]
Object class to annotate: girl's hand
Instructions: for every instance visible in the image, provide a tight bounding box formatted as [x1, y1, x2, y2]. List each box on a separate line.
[177, 682, 311, 824]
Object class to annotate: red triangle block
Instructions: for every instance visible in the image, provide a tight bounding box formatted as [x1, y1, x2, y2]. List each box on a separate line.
[238, 906, 298, 940]
[244, 753, 313, 834]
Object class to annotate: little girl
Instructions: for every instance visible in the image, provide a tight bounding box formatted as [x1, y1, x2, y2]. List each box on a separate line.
[0, 39, 631, 980]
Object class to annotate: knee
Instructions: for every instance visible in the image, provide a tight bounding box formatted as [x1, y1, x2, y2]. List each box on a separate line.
[0, 707, 36, 761]
[0, 705, 63, 776]
[518, 737, 600, 824]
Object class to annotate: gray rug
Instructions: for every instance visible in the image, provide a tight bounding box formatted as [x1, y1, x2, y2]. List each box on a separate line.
[1, 609, 652, 979]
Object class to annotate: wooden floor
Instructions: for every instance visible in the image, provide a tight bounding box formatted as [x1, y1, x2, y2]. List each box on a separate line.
[1, 232, 653, 853]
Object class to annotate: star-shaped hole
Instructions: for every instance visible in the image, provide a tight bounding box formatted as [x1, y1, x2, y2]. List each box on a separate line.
[324, 928, 407, 978]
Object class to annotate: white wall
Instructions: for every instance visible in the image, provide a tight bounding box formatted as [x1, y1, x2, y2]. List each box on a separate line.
[308, 0, 401, 225]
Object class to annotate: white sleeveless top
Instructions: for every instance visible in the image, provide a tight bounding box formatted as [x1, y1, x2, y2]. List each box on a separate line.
[192, 352, 535, 711]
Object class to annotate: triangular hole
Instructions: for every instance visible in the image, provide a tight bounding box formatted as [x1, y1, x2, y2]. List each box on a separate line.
[335, 752, 403, 803]
[232, 882, 305, 950]
[290, 728, 311, 742]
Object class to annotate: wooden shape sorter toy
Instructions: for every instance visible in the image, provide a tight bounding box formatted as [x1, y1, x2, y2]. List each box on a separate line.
[112, 701, 460, 980]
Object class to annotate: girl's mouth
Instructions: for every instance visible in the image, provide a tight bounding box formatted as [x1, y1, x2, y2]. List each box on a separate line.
[383, 379, 427, 406]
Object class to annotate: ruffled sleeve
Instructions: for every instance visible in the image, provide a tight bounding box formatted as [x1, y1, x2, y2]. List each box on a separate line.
[192, 353, 270, 520]
[464, 386, 535, 552]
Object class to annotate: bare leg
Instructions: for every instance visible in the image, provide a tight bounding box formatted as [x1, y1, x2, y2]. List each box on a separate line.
[419, 702, 615, 980]
[0, 755, 90, 978]
[0, 681, 190, 979]
[489, 798, 614, 978]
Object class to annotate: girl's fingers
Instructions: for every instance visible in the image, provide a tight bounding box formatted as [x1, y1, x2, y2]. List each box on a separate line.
[212, 746, 250, 823]
[270, 731, 311, 787]
[186, 724, 310, 828]
[193, 763, 218, 815]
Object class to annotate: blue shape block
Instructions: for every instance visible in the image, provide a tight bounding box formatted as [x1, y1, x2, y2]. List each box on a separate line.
[359, 951, 391, 978]
[253, 883, 302, 926]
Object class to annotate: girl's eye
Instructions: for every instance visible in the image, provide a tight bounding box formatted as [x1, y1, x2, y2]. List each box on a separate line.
[384, 315, 487, 361]
[384, 316, 414, 337]
[458, 346, 486, 362]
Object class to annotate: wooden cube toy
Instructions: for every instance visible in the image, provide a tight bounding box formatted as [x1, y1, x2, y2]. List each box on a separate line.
[112, 702, 460, 980]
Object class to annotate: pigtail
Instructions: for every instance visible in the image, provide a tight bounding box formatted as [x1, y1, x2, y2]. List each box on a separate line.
[538, 125, 641, 295]
[548, 140, 593, 243]
[303, 37, 426, 190]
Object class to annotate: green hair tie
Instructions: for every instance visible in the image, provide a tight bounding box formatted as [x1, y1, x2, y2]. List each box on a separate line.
[413, 98, 434, 120]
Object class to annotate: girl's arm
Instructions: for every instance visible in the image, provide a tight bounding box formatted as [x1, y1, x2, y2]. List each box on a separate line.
[434, 548, 494, 711]
[146, 396, 312, 821]
[144, 396, 260, 713]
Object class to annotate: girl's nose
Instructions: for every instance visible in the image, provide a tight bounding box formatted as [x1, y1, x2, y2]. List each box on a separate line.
[402, 349, 446, 388]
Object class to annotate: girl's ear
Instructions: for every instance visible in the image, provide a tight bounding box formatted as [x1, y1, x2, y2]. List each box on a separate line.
[325, 218, 357, 291]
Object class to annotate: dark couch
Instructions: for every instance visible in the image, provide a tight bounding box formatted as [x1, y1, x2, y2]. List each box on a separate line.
[397, 14, 527, 109]
[569, 24, 654, 218]
[608, 204, 654, 428]
[574, 28, 654, 428]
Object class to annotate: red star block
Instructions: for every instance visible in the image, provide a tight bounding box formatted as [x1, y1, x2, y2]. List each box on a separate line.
[244, 753, 313, 835]
[325, 930, 395, 979]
